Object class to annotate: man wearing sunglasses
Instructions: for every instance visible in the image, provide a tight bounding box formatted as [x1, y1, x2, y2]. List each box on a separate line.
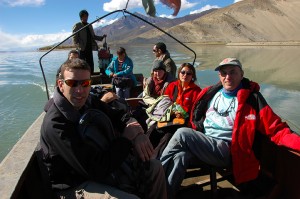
[152, 42, 177, 78]
[39, 58, 167, 199]
[160, 58, 300, 199]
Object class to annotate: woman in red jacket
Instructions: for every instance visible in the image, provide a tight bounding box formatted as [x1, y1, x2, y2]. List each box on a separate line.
[164, 63, 201, 122]
[147, 63, 201, 159]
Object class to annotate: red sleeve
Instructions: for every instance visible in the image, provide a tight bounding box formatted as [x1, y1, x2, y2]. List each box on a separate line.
[164, 82, 177, 101]
[258, 105, 300, 152]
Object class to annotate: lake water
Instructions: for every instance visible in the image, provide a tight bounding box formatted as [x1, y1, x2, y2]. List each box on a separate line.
[1, 44, 300, 162]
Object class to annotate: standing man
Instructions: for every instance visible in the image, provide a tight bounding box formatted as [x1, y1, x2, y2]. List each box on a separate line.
[73, 9, 106, 74]
[152, 42, 177, 78]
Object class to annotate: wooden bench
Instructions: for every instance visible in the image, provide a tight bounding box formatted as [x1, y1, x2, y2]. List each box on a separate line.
[185, 133, 300, 199]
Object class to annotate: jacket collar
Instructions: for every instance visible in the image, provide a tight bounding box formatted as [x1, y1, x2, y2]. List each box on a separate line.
[51, 87, 91, 123]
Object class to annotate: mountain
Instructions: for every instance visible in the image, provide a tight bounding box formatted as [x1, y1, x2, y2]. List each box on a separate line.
[163, 0, 300, 43]
[57, 0, 300, 49]
[93, 10, 216, 45]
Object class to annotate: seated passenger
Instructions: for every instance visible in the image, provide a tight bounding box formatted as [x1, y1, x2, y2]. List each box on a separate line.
[160, 58, 300, 199]
[105, 47, 137, 99]
[146, 63, 201, 159]
[143, 60, 175, 106]
[39, 58, 167, 199]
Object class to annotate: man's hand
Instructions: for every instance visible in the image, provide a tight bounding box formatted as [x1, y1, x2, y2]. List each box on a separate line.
[123, 121, 144, 140]
[100, 92, 118, 103]
[122, 121, 154, 161]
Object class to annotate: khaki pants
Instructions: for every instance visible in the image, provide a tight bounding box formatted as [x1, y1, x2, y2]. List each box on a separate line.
[56, 181, 139, 199]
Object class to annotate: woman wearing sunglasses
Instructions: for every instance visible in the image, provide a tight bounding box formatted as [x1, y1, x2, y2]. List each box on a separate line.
[163, 63, 201, 121]
[146, 63, 201, 159]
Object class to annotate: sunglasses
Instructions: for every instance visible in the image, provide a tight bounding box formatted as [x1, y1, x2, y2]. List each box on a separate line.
[180, 71, 192, 76]
[63, 79, 91, 87]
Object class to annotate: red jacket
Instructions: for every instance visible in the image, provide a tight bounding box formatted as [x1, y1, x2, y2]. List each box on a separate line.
[190, 78, 300, 184]
[164, 80, 201, 115]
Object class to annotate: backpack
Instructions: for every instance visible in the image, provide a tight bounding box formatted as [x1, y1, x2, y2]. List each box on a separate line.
[145, 95, 174, 125]
[90, 86, 130, 115]
[77, 109, 147, 197]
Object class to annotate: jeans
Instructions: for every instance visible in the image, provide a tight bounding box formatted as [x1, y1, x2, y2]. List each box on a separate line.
[160, 127, 231, 199]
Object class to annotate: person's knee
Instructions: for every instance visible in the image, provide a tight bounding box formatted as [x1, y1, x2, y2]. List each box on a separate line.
[172, 127, 193, 142]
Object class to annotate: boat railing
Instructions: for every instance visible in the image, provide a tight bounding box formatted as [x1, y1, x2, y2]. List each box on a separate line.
[0, 113, 46, 198]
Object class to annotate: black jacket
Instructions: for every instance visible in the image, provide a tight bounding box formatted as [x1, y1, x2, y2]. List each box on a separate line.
[40, 87, 132, 189]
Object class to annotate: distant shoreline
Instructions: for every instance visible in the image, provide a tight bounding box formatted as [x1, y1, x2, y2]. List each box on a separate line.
[226, 41, 300, 46]
[38, 41, 300, 51]
[188, 41, 300, 46]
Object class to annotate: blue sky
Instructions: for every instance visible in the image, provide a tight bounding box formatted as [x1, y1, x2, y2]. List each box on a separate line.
[0, 0, 242, 51]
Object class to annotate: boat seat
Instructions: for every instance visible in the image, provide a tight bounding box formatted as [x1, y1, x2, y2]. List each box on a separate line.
[185, 160, 233, 199]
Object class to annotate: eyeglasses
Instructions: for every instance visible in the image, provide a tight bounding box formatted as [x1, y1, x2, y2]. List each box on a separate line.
[63, 79, 91, 87]
[180, 70, 192, 76]
[213, 93, 235, 117]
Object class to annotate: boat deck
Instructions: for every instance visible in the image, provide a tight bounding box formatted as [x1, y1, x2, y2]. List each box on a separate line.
[1, 83, 300, 199]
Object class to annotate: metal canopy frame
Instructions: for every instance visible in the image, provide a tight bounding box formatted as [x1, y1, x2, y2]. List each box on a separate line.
[39, 9, 197, 100]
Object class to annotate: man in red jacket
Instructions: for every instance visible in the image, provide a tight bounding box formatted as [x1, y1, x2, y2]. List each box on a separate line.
[160, 57, 300, 199]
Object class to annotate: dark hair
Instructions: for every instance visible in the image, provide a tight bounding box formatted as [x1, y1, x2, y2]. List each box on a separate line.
[79, 10, 89, 18]
[55, 50, 80, 85]
[59, 58, 91, 79]
[155, 42, 167, 53]
[68, 50, 79, 58]
[177, 63, 197, 83]
[117, 47, 126, 56]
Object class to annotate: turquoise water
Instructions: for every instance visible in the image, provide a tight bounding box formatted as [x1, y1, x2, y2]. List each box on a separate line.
[1, 45, 300, 162]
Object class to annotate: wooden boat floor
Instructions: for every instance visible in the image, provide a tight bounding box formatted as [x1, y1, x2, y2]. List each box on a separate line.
[176, 168, 276, 199]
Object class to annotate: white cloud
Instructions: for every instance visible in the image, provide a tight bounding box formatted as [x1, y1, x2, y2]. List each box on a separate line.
[0, 0, 45, 7]
[181, 0, 198, 10]
[93, 18, 119, 29]
[190, 4, 220, 15]
[103, 0, 143, 12]
[103, 0, 198, 13]
[158, 14, 175, 19]
[0, 30, 71, 51]
[234, 0, 243, 3]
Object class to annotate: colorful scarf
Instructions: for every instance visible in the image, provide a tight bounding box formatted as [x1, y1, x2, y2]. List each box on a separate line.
[152, 74, 166, 97]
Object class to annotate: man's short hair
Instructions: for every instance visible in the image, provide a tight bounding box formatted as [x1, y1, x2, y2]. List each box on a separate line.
[79, 10, 89, 18]
[155, 42, 167, 53]
[59, 58, 91, 79]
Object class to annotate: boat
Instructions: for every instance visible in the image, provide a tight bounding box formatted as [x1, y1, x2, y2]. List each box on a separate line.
[1, 8, 300, 199]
